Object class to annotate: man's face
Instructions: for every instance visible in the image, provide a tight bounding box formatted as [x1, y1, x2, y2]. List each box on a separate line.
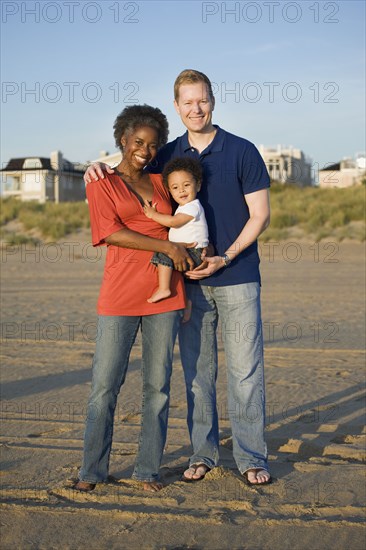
[174, 83, 215, 133]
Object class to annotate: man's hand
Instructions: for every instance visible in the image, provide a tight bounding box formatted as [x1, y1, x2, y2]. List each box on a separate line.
[184, 243, 216, 274]
[200, 243, 215, 262]
[143, 200, 158, 219]
[84, 162, 115, 184]
[185, 256, 225, 279]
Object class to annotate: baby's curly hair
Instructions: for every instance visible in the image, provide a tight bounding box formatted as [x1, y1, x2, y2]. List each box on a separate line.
[162, 157, 203, 189]
[113, 104, 169, 152]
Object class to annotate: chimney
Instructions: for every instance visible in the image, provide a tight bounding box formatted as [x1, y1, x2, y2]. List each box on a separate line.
[50, 151, 62, 204]
[50, 150, 63, 171]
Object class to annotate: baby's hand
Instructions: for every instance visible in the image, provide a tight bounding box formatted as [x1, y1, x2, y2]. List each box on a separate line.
[143, 200, 157, 218]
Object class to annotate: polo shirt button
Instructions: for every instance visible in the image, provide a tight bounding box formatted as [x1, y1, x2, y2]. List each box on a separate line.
[191, 148, 194, 151]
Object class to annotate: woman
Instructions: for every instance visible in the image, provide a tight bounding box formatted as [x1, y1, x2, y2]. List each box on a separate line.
[74, 105, 194, 493]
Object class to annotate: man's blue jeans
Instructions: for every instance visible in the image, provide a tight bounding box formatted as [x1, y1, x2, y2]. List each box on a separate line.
[179, 282, 268, 474]
[79, 311, 182, 483]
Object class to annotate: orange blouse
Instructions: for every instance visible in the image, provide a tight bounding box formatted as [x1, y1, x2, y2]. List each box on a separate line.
[86, 173, 186, 316]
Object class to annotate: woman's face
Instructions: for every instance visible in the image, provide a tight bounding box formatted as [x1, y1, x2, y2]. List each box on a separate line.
[121, 126, 159, 170]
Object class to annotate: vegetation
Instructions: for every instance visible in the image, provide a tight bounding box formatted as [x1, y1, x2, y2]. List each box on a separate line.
[0, 183, 365, 244]
[0, 198, 90, 241]
[261, 183, 365, 242]
[0, 229, 40, 246]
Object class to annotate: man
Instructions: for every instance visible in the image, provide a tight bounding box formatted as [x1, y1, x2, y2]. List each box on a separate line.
[85, 69, 271, 485]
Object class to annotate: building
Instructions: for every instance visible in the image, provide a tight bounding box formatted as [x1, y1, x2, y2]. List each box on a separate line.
[92, 150, 121, 167]
[318, 155, 366, 188]
[258, 145, 313, 186]
[0, 151, 86, 203]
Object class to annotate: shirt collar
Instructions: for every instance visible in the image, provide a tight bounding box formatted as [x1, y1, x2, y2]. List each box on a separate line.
[181, 125, 225, 154]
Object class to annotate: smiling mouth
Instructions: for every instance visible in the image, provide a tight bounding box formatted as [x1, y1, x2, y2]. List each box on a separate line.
[134, 155, 149, 163]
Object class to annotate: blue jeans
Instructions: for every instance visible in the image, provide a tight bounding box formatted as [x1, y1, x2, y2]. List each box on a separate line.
[178, 282, 268, 474]
[79, 311, 182, 483]
[151, 247, 204, 269]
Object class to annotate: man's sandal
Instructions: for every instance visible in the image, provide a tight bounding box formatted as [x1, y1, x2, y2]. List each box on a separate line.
[181, 463, 210, 483]
[243, 468, 272, 486]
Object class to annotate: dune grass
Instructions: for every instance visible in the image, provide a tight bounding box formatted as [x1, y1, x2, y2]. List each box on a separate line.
[0, 198, 90, 240]
[0, 183, 365, 243]
[261, 183, 365, 242]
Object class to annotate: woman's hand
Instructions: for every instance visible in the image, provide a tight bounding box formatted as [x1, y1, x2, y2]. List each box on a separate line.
[84, 162, 115, 184]
[167, 242, 196, 272]
[143, 200, 158, 219]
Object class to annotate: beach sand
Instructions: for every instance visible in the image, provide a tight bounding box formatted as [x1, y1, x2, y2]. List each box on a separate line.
[1, 233, 365, 549]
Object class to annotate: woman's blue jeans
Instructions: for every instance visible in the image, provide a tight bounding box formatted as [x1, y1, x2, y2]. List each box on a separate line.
[179, 282, 268, 474]
[79, 311, 182, 483]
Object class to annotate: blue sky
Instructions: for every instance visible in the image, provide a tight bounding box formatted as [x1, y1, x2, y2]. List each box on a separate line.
[1, 0, 365, 171]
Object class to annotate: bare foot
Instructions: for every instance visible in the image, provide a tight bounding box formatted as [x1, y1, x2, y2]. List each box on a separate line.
[73, 481, 96, 492]
[147, 289, 171, 303]
[244, 469, 271, 485]
[182, 300, 192, 323]
[142, 481, 163, 492]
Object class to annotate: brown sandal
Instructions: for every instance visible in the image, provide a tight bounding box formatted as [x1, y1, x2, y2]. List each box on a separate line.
[243, 469, 272, 486]
[72, 481, 96, 492]
[181, 463, 210, 483]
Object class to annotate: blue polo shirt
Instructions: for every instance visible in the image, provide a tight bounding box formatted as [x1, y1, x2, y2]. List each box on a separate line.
[148, 126, 270, 287]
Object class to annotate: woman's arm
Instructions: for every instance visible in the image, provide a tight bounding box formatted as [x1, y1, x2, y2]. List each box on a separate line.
[105, 227, 196, 271]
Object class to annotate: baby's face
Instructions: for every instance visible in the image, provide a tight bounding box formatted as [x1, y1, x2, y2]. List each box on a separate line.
[168, 170, 199, 206]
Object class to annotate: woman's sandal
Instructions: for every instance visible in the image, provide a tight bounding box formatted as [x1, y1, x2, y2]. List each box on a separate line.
[181, 463, 210, 483]
[243, 468, 272, 486]
[72, 481, 96, 492]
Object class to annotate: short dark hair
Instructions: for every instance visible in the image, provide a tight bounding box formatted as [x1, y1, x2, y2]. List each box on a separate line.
[113, 104, 169, 152]
[162, 157, 203, 189]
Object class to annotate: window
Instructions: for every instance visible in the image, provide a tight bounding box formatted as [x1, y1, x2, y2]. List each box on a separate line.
[2, 175, 20, 191]
[23, 158, 42, 169]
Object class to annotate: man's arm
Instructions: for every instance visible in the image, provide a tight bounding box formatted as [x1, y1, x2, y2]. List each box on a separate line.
[84, 140, 174, 184]
[105, 228, 196, 271]
[185, 188, 270, 279]
[143, 201, 193, 228]
[84, 162, 115, 184]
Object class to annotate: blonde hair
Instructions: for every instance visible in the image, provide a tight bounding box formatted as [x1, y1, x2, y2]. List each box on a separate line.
[174, 69, 214, 102]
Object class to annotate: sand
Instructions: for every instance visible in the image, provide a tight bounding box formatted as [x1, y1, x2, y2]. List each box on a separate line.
[1, 233, 365, 549]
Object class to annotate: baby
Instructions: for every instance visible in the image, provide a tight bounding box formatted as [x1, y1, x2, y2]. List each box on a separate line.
[143, 157, 209, 305]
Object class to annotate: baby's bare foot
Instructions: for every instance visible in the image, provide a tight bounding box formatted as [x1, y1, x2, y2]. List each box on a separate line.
[147, 289, 171, 303]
